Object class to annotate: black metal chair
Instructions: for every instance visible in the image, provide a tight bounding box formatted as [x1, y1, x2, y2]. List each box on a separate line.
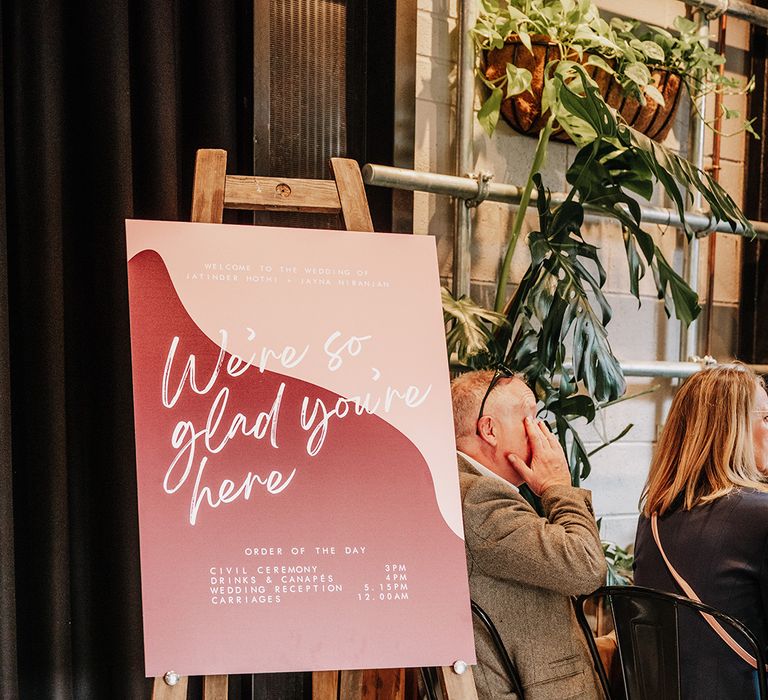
[575, 585, 768, 700]
[470, 600, 525, 698]
[420, 600, 525, 700]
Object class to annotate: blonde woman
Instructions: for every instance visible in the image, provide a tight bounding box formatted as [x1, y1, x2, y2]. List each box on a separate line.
[634, 366, 768, 698]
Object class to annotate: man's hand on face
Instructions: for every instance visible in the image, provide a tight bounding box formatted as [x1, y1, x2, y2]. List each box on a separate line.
[506, 416, 572, 495]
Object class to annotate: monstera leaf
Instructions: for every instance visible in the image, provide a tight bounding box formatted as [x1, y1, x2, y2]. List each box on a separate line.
[442, 287, 509, 369]
[505, 175, 625, 400]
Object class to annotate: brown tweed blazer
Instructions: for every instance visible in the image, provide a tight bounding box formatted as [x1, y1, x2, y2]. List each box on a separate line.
[458, 455, 606, 700]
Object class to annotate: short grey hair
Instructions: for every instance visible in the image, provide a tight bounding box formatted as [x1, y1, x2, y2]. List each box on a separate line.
[450, 369, 525, 439]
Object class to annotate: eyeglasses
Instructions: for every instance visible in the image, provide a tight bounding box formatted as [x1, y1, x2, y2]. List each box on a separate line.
[476, 364, 514, 435]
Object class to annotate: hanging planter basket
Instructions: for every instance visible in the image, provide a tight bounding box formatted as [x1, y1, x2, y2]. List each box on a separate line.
[484, 35, 684, 143]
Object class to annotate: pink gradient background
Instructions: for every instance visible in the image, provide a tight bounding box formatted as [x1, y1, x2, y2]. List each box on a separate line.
[126, 221, 475, 677]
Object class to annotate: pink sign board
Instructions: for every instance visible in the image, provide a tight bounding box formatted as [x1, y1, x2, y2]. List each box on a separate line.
[125, 220, 475, 677]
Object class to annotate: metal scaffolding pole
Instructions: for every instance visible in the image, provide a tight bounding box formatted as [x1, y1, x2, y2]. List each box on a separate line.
[361, 163, 768, 239]
[453, 0, 476, 300]
[683, 0, 768, 29]
[679, 10, 709, 363]
[616, 360, 768, 378]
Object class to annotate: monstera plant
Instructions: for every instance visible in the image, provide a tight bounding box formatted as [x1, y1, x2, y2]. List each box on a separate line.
[443, 62, 753, 485]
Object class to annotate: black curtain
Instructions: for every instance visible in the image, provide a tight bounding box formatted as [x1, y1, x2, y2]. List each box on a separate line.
[0, 1, 253, 697]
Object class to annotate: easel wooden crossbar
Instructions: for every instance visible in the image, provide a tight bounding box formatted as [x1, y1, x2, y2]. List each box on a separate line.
[189, 148, 374, 230]
[149, 148, 478, 700]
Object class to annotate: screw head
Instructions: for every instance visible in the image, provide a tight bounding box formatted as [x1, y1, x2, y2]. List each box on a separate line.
[164, 671, 180, 686]
[453, 660, 468, 675]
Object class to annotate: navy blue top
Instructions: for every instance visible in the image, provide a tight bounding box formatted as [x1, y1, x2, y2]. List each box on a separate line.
[634, 489, 768, 699]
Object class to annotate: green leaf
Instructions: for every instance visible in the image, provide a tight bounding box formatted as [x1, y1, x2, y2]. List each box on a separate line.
[625, 125, 754, 238]
[517, 30, 532, 53]
[558, 393, 597, 421]
[470, 25, 499, 41]
[647, 24, 673, 41]
[585, 54, 614, 74]
[477, 87, 503, 136]
[505, 63, 532, 98]
[644, 83, 665, 107]
[528, 230, 549, 266]
[652, 248, 701, 325]
[555, 63, 617, 141]
[570, 425, 592, 480]
[571, 308, 626, 403]
[610, 17, 634, 33]
[673, 15, 697, 35]
[572, 28, 620, 53]
[622, 229, 645, 301]
[479, 0, 500, 13]
[623, 61, 651, 87]
[442, 287, 510, 366]
[538, 293, 569, 366]
[566, 138, 654, 203]
[603, 539, 634, 585]
[549, 199, 585, 239]
[639, 40, 665, 63]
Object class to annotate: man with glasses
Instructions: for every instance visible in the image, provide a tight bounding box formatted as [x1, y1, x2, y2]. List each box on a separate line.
[452, 369, 605, 700]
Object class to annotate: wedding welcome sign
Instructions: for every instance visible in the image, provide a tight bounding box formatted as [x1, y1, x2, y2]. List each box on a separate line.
[126, 220, 475, 677]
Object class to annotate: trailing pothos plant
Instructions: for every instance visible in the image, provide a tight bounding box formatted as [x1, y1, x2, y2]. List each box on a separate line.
[473, 0, 755, 137]
[443, 62, 753, 485]
[614, 16, 756, 137]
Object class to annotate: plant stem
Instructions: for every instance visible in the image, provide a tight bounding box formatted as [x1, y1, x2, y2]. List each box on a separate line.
[494, 116, 554, 313]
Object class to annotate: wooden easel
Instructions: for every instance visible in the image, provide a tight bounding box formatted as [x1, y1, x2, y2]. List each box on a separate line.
[149, 148, 478, 700]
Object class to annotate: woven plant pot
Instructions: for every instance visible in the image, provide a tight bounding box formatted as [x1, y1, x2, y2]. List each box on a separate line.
[484, 35, 684, 143]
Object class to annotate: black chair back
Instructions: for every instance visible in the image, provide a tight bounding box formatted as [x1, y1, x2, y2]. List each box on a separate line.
[421, 601, 525, 699]
[575, 585, 768, 700]
[470, 600, 525, 698]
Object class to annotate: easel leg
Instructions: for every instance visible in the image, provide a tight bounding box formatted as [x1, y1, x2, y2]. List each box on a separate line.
[203, 674, 228, 699]
[339, 670, 364, 698]
[151, 676, 189, 700]
[360, 668, 404, 699]
[437, 666, 478, 700]
[312, 669, 406, 700]
[313, 670, 340, 698]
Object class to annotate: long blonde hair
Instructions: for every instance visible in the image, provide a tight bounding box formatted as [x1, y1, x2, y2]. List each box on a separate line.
[641, 366, 768, 516]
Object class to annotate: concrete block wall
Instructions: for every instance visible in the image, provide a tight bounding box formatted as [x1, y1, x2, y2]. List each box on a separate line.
[414, 0, 753, 547]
